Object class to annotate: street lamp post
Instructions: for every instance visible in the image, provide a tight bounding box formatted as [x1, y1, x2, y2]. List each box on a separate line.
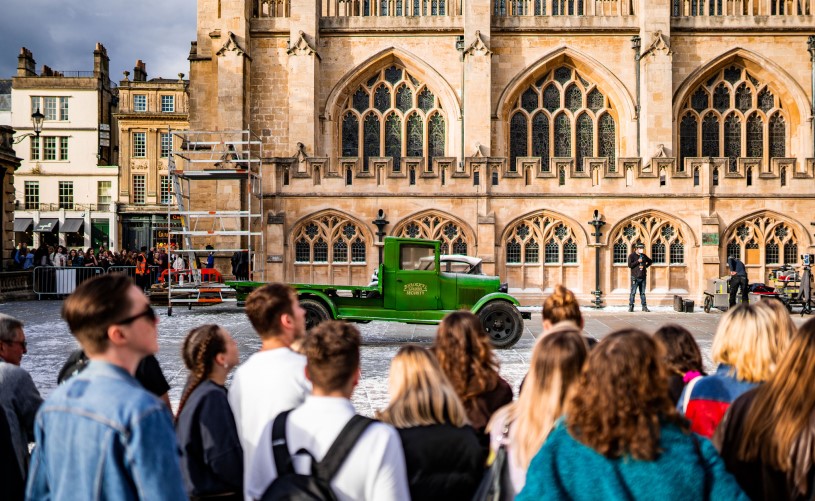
[588, 209, 605, 308]
[372, 209, 389, 265]
[12, 108, 45, 144]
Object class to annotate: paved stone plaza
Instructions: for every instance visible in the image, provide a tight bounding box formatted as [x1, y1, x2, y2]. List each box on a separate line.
[4, 299, 811, 417]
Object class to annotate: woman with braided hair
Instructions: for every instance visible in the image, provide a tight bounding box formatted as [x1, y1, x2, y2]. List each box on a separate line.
[175, 324, 243, 500]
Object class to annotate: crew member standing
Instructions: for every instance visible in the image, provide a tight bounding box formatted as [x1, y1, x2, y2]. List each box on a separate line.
[627, 243, 653, 312]
[727, 255, 749, 307]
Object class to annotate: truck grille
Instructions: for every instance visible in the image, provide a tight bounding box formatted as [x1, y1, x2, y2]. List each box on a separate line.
[459, 288, 486, 308]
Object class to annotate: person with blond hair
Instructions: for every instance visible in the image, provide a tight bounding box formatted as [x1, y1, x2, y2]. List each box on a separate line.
[518, 329, 746, 500]
[715, 315, 815, 499]
[433, 311, 512, 440]
[379, 345, 484, 501]
[487, 330, 587, 495]
[680, 300, 795, 438]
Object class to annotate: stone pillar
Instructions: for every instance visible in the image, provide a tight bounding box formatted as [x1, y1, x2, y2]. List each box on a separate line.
[0, 127, 21, 270]
[700, 214, 722, 302]
[287, 0, 320, 158]
[463, 0, 492, 159]
[638, 0, 673, 163]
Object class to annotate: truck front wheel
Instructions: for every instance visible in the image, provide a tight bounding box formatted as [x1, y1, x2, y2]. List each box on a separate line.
[300, 298, 332, 331]
[478, 301, 524, 349]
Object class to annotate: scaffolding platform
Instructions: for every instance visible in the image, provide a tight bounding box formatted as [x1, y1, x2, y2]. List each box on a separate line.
[157, 130, 265, 314]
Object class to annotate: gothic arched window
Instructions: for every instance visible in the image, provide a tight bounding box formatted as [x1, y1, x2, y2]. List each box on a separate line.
[341, 65, 445, 170]
[724, 216, 799, 267]
[679, 65, 787, 170]
[292, 214, 369, 274]
[508, 66, 616, 172]
[393, 212, 471, 255]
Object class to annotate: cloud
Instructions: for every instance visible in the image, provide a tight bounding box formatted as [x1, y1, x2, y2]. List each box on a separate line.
[0, 0, 196, 81]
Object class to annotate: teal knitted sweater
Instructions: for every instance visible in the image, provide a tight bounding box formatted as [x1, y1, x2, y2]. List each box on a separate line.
[518, 422, 747, 501]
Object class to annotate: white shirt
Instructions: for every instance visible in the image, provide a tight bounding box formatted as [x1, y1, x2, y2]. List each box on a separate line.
[229, 348, 310, 498]
[246, 396, 410, 501]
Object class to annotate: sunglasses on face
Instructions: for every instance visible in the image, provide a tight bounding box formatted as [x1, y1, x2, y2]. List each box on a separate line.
[116, 306, 157, 325]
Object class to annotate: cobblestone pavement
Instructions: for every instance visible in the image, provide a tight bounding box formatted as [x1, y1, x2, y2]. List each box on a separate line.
[4, 299, 810, 417]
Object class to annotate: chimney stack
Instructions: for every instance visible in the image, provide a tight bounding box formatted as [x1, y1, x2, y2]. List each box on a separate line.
[133, 60, 148, 82]
[17, 47, 36, 77]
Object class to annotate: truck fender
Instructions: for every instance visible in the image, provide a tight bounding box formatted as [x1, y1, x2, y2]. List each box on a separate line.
[470, 293, 521, 314]
[297, 291, 339, 318]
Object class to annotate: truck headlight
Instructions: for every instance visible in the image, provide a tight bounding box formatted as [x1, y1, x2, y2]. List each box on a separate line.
[499, 282, 508, 293]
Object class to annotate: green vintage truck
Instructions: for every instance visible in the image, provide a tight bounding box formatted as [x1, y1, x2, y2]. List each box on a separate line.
[227, 236, 529, 348]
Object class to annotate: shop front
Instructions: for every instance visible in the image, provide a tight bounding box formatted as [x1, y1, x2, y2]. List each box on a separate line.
[121, 214, 182, 251]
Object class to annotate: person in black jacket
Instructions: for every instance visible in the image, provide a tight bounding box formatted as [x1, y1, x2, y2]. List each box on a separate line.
[175, 324, 243, 500]
[627, 243, 653, 312]
[378, 345, 485, 501]
[727, 255, 749, 307]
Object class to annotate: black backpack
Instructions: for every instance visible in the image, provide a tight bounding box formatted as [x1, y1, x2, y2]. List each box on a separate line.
[261, 410, 374, 501]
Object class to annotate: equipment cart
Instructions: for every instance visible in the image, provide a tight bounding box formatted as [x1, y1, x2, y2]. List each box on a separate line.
[702, 278, 731, 313]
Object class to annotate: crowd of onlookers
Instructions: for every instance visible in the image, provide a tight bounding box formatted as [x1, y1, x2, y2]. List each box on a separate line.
[9, 243, 178, 271]
[1, 277, 814, 500]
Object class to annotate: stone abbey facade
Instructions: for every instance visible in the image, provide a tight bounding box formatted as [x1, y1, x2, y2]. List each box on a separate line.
[189, 0, 815, 305]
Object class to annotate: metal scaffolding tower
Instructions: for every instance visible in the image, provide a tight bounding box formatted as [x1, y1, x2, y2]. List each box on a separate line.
[164, 130, 264, 314]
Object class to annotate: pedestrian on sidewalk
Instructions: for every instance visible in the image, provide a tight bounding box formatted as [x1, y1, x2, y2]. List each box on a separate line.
[628, 243, 653, 312]
[26, 274, 185, 500]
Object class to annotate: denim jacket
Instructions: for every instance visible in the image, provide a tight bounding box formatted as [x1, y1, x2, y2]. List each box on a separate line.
[26, 360, 186, 500]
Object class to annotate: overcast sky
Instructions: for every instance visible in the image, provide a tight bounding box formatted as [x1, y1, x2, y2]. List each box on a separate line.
[0, 0, 196, 82]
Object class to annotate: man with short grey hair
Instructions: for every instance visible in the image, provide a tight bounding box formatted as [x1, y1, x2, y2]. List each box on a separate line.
[0, 314, 42, 500]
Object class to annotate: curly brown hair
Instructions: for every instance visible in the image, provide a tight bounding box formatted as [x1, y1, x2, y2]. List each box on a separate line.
[433, 311, 500, 405]
[566, 328, 687, 460]
[654, 324, 704, 376]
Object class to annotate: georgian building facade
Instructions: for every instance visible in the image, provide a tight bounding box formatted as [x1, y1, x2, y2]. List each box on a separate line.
[115, 61, 189, 250]
[189, 0, 815, 305]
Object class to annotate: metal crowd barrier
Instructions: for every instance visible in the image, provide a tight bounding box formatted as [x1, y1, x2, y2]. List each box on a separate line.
[31, 265, 162, 298]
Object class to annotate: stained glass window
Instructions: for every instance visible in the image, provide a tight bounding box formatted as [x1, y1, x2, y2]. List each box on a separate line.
[313, 239, 328, 262]
[554, 67, 571, 84]
[554, 114, 571, 157]
[428, 114, 445, 166]
[769, 113, 785, 158]
[510, 112, 527, 171]
[544, 239, 559, 263]
[353, 89, 369, 113]
[691, 89, 708, 112]
[374, 85, 390, 112]
[333, 241, 348, 262]
[702, 114, 719, 157]
[784, 243, 798, 264]
[526, 239, 539, 263]
[363, 114, 380, 167]
[613, 240, 628, 264]
[563, 240, 577, 264]
[566, 85, 582, 112]
[735, 84, 752, 112]
[746, 114, 763, 158]
[713, 84, 730, 113]
[652, 242, 666, 264]
[522, 88, 538, 113]
[385, 66, 402, 84]
[507, 239, 521, 263]
[342, 114, 359, 157]
[587, 89, 604, 111]
[418, 88, 435, 112]
[406, 113, 422, 157]
[599, 114, 615, 166]
[680, 114, 698, 166]
[724, 66, 741, 84]
[396, 85, 412, 112]
[576, 113, 592, 171]
[385, 114, 402, 171]
[532, 113, 550, 171]
[758, 88, 774, 113]
[766, 242, 779, 264]
[543, 85, 560, 112]
[669, 242, 684, 264]
[724, 114, 741, 172]
[295, 239, 310, 262]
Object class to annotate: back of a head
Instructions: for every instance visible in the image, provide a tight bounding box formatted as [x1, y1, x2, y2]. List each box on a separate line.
[738, 316, 815, 474]
[653, 324, 703, 375]
[711, 301, 794, 383]
[0, 314, 23, 344]
[510, 330, 588, 468]
[244, 283, 296, 338]
[433, 310, 498, 400]
[567, 328, 682, 460]
[62, 274, 134, 354]
[542, 284, 583, 327]
[380, 345, 467, 428]
[301, 321, 360, 393]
